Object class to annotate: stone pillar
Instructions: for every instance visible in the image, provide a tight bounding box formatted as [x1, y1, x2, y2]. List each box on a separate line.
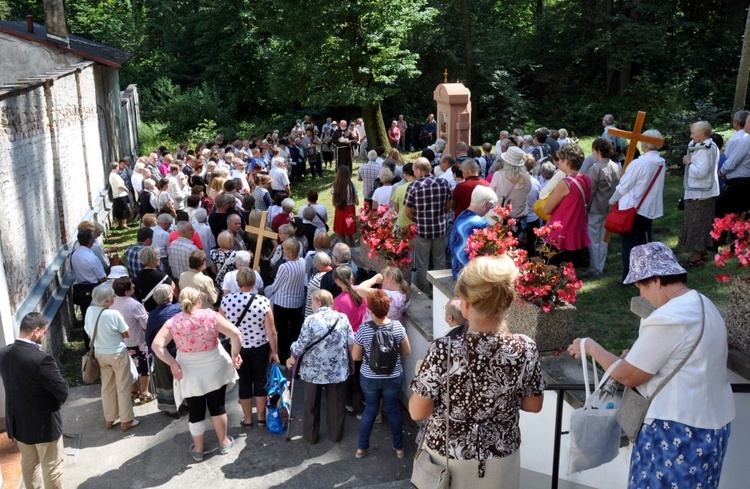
[433, 83, 471, 156]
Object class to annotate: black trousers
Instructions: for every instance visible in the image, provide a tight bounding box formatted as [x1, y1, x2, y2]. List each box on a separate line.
[274, 305, 303, 363]
[186, 384, 227, 423]
[302, 380, 347, 443]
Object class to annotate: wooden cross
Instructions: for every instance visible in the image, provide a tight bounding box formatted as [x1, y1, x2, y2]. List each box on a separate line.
[245, 210, 278, 271]
[443, 69, 448, 84]
[603, 111, 665, 243]
[607, 111, 664, 172]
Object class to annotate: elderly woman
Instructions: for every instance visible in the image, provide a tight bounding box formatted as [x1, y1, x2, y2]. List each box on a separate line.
[287, 290, 354, 444]
[357, 266, 410, 323]
[585, 138, 621, 276]
[134, 245, 174, 313]
[110, 277, 152, 404]
[220, 269, 279, 430]
[84, 283, 140, 432]
[567, 242, 734, 488]
[304, 231, 331, 283]
[609, 129, 666, 281]
[543, 143, 592, 267]
[179, 250, 218, 308]
[152, 288, 242, 462]
[305, 252, 333, 318]
[267, 238, 305, 363]
[490, 146, 532, 243]
[210, 231, 238, 291]
[679, 121, 721, 267]
[372, 168, 395, 208]
[410, 256, 545, 487]
[145, 284, 182, 417]
[353, 290, 411, 459]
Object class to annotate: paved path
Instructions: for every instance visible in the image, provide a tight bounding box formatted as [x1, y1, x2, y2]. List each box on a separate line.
[60, 382, 418, 488]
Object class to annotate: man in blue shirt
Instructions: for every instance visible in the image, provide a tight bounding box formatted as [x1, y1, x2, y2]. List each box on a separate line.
[450, 186, 497, 279]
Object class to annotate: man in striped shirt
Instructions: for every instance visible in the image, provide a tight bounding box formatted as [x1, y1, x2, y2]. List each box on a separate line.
[168, 221, 198, 281]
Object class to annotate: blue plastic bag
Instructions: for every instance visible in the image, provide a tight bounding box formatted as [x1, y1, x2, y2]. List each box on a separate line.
[266, 364, 290, 435]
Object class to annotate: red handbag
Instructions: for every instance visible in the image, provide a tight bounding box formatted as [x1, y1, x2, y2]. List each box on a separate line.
[605, 166, 662, 234]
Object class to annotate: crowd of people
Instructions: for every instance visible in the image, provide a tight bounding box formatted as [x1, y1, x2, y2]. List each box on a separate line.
[8, 109, 747, 489]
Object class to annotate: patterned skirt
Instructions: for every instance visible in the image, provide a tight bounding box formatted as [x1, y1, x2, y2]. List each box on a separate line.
[629, 418, 731, 489]
[678, 197, 717, 252]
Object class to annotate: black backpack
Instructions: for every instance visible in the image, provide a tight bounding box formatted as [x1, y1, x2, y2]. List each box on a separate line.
[366, 321, 399, 375]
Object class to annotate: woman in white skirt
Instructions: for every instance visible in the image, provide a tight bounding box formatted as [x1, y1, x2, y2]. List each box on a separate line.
[152, 287, 242, 462]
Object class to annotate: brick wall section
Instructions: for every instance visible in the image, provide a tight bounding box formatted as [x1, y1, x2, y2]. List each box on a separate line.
[0, 61, 126, 316]
[0, 84, 62, 312]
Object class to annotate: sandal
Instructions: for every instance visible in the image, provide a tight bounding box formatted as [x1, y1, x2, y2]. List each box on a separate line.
[138, 393, 154, 404]
[257, 419, 266, 428]
[355, 445, 378, 459]
[240, 418, 253, 430]
[393, 447, 405, 459]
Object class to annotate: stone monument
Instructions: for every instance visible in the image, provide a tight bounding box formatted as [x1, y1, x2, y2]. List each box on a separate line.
[433, 82, 471, 157]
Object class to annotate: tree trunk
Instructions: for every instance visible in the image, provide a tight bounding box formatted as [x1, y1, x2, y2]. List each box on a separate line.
[362, 103, 389, 151]
[461, 0, 477, 140]
[734, 5, 750, 113]
[618, 0, 641, 96]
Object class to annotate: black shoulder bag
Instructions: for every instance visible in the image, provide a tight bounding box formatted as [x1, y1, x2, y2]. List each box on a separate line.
[221, 293, 257, 353]
[291, 316, 340, 379]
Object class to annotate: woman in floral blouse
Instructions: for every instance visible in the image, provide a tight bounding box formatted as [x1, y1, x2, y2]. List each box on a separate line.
[409, 255, 545, 488]
[286, 290, 354, 444]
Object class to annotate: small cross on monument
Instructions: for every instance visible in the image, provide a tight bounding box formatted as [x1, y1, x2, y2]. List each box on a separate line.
[607, 111, 664, 172]
[245, 211, 278, 271]
[443, 68, 448, 84]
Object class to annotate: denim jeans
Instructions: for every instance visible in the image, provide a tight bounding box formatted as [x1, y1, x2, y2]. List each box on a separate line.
[358, 373, 404, 450]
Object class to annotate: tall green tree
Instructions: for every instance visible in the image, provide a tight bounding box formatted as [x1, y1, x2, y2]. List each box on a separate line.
[257, 0, 435, 149]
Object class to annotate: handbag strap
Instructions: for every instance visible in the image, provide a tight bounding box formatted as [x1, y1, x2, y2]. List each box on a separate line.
[233, 293, 258, 328]
[648, 293, 705, 400]
[301, 316, 340, 354]
[415, 336, 451, 472]
[567, 176, 587, 206]
[579, 338, 600, 399]
[142, 274, 169, 304]
[635, 165, 663, 211]
[88, 309, 105, 358]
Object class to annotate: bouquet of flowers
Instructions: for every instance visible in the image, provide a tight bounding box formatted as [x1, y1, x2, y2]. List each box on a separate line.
[711, 213, 750, 283]
[357, 204, 417, 267]
[466, 214, 583, 312]
[466, 204, 519, 260]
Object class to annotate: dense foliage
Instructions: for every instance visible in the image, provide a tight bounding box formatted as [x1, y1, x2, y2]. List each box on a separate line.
[4, 0, 747, 144]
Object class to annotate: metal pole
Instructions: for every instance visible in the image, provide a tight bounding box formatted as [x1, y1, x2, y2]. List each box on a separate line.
[551, 388, 565, 489]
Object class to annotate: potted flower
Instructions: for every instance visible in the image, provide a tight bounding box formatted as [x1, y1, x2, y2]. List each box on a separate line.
[465, 212, 583, 351]
[711, 213, 750, 355]
[357, 203, 417, 281]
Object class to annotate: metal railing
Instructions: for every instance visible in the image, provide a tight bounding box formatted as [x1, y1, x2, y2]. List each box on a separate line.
[545, 383, 750, 489]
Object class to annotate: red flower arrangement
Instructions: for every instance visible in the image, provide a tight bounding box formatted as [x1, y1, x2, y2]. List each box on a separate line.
[710, 213, 750, 283]
[465, 212, 583, 312]
[357, 203, 417, 267]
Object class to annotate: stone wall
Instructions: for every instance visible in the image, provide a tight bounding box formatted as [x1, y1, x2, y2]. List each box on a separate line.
[0, 61, 137, 352]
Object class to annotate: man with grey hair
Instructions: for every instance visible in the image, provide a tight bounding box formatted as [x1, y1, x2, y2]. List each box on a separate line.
[153, 213, 174, 275]
[449, 185, 497, 279]
[405, 157, 452, 292]
[168, 221, 198, 280]
[144, 283, 182, 417]
[208, 193, 241, 240]
[494, 131, 510, 158]
[227, 213, 251, 251]
[319, 243, 358, 297]
[725, 110, 749, 159]
[444, 297, 467, 336]
[0, 312, 68, 489]
[451, 158, 489, 217]
[609, 129, 666, 281]
[717, 113, 750, 218]
[221, 250, 263, 295]
[192, 208, 216, 267]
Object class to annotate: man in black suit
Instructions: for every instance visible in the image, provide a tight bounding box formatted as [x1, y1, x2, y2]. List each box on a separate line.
[0, 312, 68, 489]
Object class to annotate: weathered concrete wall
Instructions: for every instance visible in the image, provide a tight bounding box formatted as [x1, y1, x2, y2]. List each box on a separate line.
[0, 32, 81, 86]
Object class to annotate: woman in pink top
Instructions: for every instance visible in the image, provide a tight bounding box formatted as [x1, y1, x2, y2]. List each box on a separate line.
[332, 267, 367, 333]
[333, 266, 368, 416]
[152, 287, 242, 463]
[543, 144, 592, 268]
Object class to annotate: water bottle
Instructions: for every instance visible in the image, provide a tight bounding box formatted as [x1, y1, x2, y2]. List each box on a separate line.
[599, 377, 620, 403]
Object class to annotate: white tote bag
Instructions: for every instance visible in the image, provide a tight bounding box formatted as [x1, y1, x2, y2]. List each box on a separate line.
[567, 339, 622, 475]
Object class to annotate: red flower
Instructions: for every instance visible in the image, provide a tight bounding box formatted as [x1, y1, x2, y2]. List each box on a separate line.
[711, 214, 750, 282]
